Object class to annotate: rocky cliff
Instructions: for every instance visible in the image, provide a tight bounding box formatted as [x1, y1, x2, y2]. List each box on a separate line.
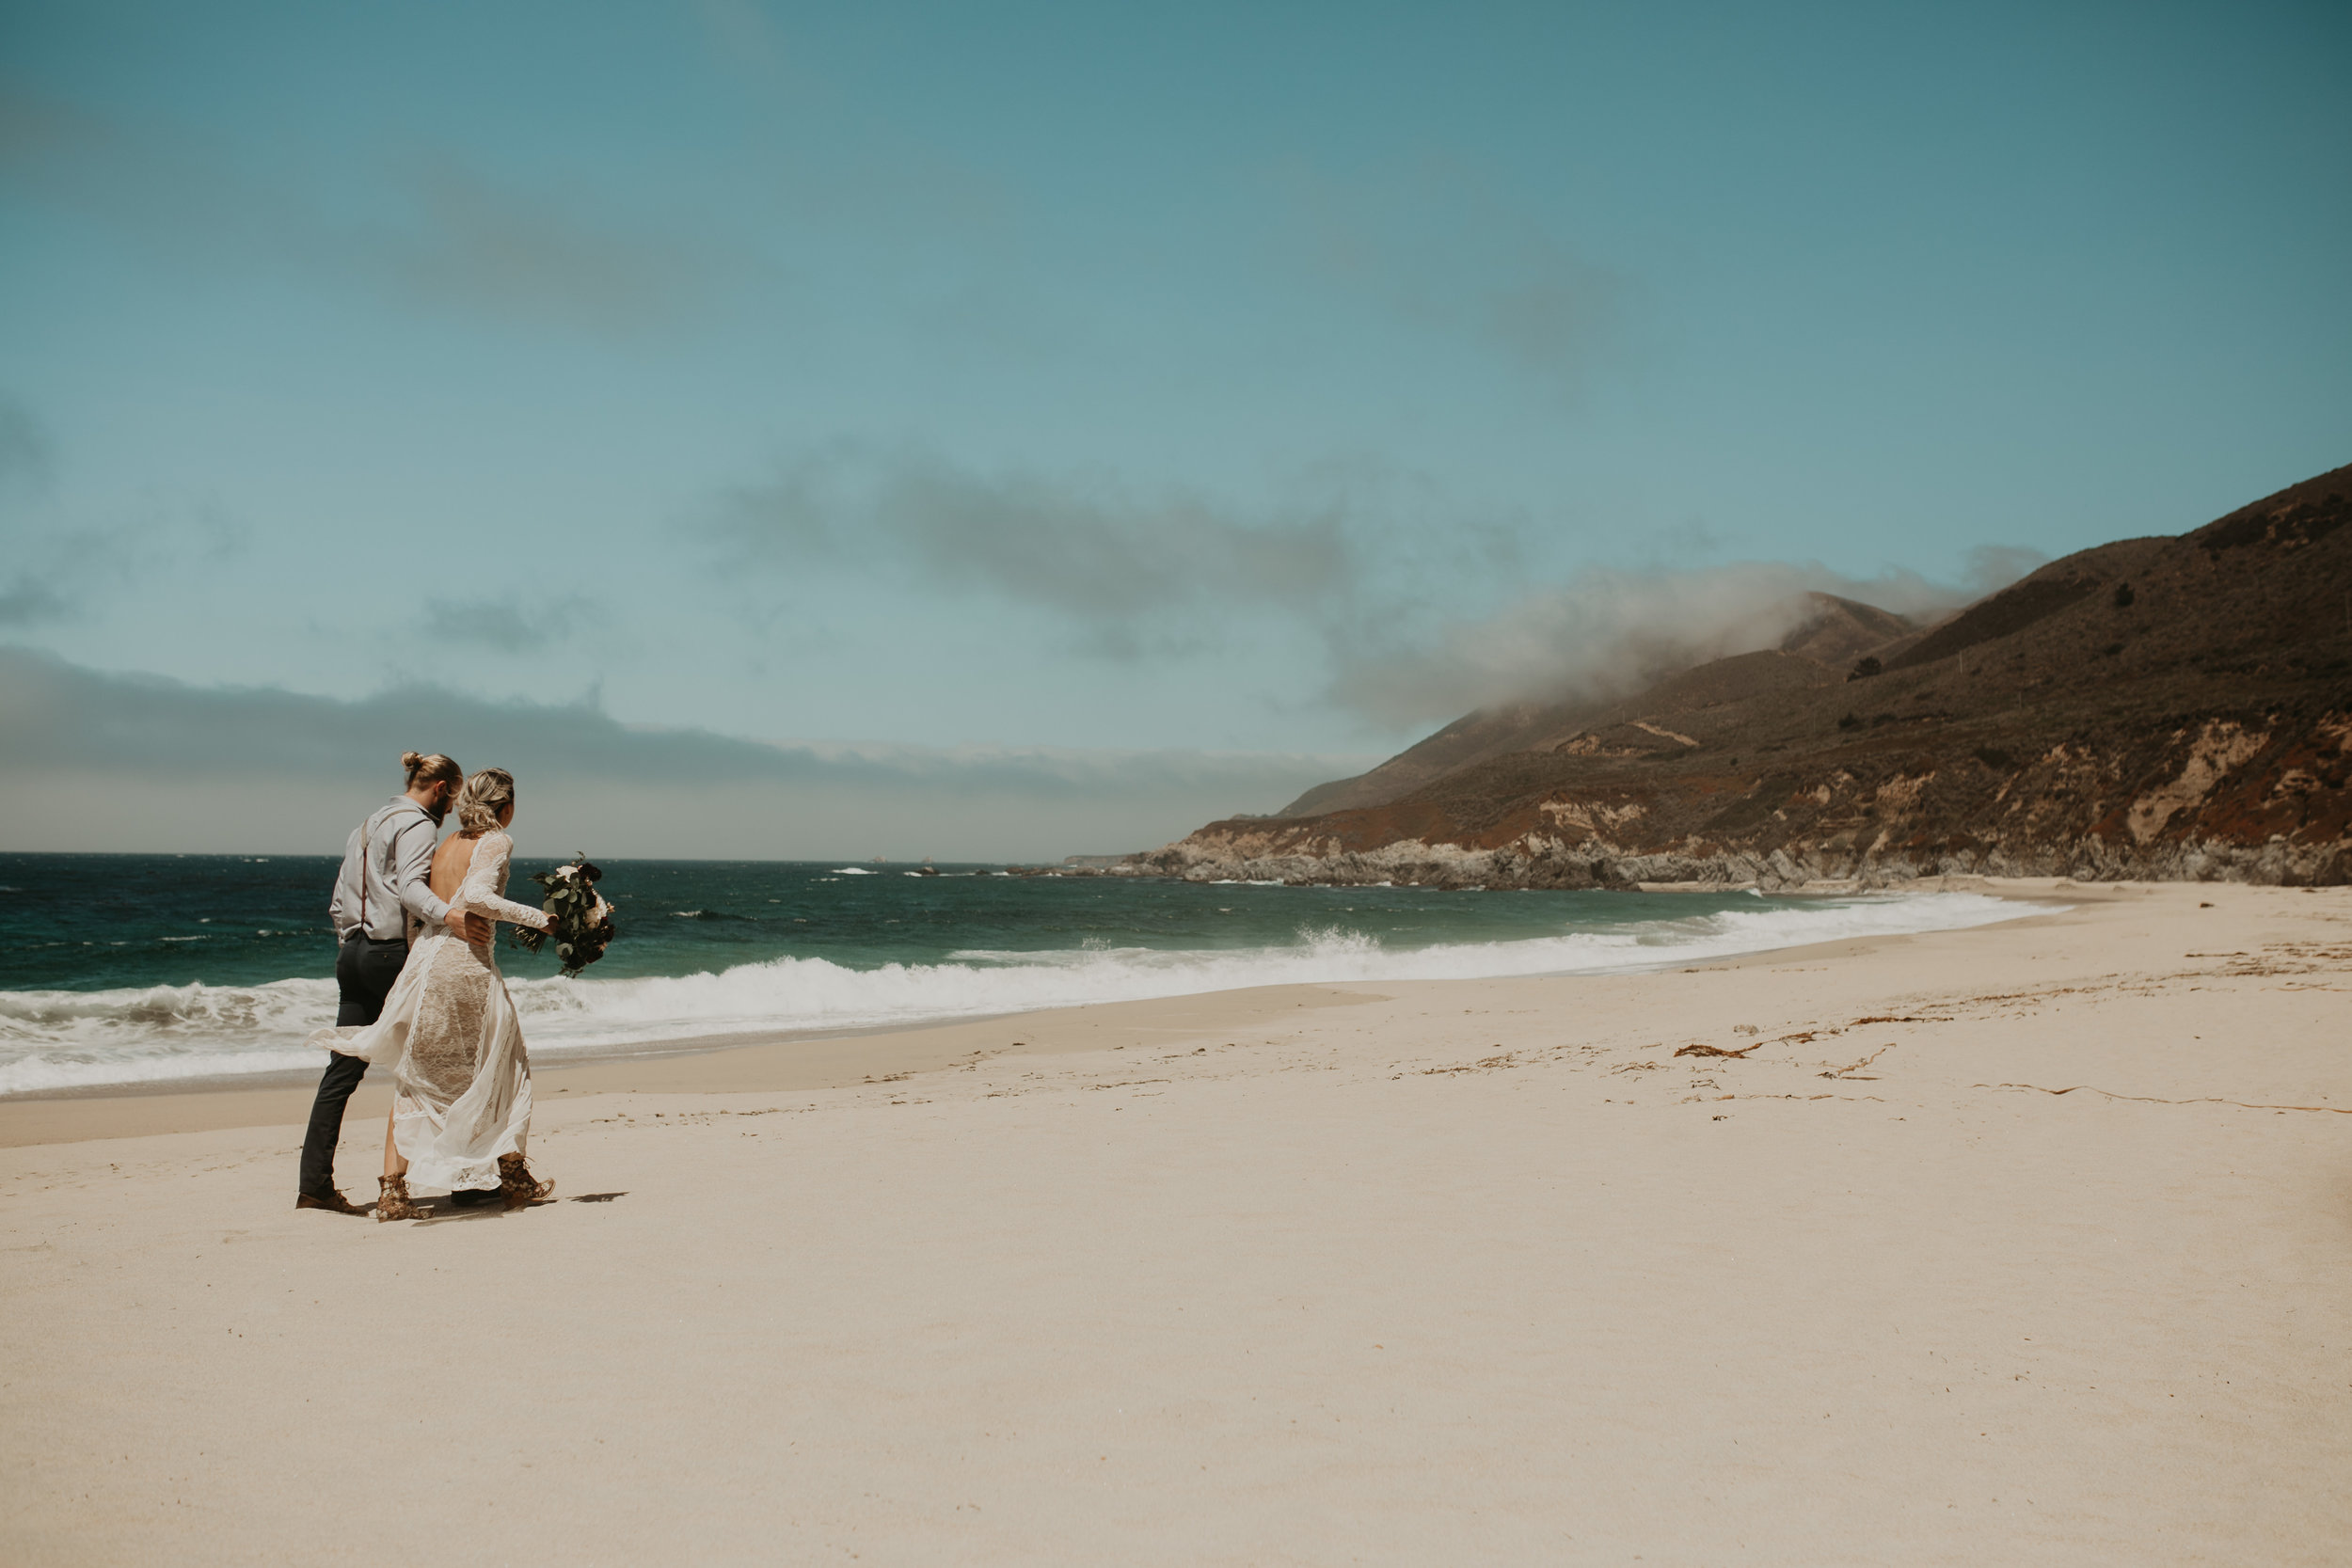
[1145, 465, 2352, 890]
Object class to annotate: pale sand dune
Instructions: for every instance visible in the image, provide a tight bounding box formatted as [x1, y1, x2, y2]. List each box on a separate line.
[1, 881, 2345, 1564]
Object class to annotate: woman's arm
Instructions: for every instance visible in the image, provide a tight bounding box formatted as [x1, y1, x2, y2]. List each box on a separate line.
[457, 832, 551, 929]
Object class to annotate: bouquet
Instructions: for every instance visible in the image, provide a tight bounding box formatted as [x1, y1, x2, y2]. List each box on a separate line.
[509, 854, 617, 977]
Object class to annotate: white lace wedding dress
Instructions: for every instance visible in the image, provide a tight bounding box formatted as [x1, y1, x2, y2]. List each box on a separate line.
[310, 830, 550, 1192]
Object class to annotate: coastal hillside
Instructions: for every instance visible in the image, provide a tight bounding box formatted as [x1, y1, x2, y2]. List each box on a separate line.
[1149, 464, 2352, 888]
[1278, 594, 1919, 818]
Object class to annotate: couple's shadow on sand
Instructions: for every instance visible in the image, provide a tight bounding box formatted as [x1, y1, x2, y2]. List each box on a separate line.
[405, 1191, 627, 1226]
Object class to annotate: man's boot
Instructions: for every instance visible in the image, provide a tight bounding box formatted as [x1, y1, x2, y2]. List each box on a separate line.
[296, 1188, 369, 1215]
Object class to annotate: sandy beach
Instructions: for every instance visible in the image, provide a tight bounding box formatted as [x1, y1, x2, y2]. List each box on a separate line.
[2, 879, 2345, 1564]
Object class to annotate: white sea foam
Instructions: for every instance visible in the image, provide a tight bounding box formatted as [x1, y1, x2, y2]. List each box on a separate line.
[0, 892, 2029, 1095]
[0, 977, 342, 1094]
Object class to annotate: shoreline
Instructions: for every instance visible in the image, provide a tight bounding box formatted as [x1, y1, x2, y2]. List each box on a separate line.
[0, 875, 2079, 1147]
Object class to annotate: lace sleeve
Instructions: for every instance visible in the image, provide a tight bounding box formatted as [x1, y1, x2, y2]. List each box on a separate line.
[458, 832, 550, 929]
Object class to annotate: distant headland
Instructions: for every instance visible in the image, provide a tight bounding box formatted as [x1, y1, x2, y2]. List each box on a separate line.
[1108, 463, 2352, 890]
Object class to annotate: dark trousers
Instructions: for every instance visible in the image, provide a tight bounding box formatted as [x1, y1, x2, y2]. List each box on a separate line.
[298, 934, 410, 1197]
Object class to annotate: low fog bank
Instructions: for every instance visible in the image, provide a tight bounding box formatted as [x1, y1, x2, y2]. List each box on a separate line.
[0, 650, 1369, 860]
[1327, 548, 2046, 728]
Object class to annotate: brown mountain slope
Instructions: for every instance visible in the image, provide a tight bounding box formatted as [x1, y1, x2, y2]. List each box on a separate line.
[1781, 593, 1919, 667]
[1278, 696, 1613, 818]
[1155, 463, 2352, 888]
[1279, 592, 1919, 816]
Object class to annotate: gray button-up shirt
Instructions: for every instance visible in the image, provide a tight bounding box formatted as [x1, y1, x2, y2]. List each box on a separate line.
[327, 797, 453, 942]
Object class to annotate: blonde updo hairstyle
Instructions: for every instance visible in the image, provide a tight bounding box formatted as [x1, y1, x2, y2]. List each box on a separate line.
[454, 768, 517, 835]
[401, 751, 463, 792]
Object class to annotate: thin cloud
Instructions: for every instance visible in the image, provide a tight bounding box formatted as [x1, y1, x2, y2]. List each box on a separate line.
[712, 443, 2042, 730]
[419, 594, 605, 655]
[0, 394, 62, 623]
[0, 83, 739, 336]
[366, 152, 734, 331]
[715, 443, 1362, 625]
[689, 0, 792, 83]
[0, 577, 70, 627]
[0, 505, 251, 629]
[0, 394, 54, 496]
[0, 648, 1371, 857]
[1960, 544, 2048, 595]
[1276, 157, 1628, 393]
[0, 524, 144, 629]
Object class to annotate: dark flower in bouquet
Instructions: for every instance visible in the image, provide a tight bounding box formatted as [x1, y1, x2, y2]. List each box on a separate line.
[509, 854, 617, 977]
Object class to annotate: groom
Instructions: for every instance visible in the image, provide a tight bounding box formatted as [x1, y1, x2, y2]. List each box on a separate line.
[295, 752, 493, 1214]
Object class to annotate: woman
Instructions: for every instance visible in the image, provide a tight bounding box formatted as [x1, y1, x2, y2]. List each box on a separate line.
[310, 768, 557, 1220]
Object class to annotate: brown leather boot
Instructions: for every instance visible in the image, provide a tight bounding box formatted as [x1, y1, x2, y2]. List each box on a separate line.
[497, 1153, 554, 1209]
[375, 1174, 422, 1222]
[295, 1188, 369, 1216]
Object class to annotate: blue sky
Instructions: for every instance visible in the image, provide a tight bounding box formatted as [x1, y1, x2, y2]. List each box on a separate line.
[2, 1, 2346, 853]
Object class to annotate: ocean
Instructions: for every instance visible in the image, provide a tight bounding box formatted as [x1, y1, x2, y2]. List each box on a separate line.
[0, 852, 2025, 1096]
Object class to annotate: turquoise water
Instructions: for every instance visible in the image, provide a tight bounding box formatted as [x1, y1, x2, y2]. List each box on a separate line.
[0, 852, 2023, 1094]
[2, 853, 1798, 990]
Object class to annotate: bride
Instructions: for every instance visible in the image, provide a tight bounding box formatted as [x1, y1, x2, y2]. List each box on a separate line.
[312, 768, 558, 1221]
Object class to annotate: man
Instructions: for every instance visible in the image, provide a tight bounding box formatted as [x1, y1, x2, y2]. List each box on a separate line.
[295, 752, 493, 1213]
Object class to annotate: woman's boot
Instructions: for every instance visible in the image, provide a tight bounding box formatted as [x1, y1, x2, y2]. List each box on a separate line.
[375, 1174, 422, 1222]
[498, 1153, 554, 1209]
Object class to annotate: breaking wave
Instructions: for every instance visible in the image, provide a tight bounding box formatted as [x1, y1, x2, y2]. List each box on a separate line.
[0, 892, 2026, 1095]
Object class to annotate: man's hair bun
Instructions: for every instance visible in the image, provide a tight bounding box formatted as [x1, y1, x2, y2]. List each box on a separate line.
[401, 751, 463, 788]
